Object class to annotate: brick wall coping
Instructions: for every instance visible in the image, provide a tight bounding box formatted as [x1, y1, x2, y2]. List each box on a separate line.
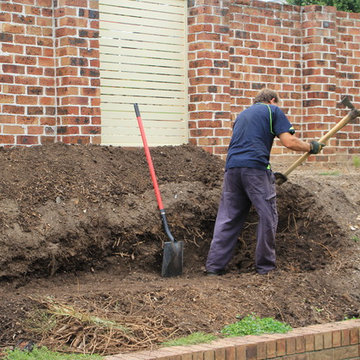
[104, 319, 360, 359]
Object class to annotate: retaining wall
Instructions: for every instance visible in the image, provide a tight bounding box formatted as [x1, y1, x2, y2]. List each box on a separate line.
[105, 319, 360, 360]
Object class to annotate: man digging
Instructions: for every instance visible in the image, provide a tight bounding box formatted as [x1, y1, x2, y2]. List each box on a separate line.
[205, 88, 325, 276]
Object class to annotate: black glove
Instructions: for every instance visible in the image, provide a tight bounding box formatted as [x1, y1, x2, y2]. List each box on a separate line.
[309, 140, 325, 154]
[274, 172, 287, 185]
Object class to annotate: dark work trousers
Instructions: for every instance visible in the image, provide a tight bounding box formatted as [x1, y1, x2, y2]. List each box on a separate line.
[206, 167, 278, 274]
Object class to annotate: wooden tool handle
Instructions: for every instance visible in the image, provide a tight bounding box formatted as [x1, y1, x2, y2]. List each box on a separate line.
[283, 108, 360, 177]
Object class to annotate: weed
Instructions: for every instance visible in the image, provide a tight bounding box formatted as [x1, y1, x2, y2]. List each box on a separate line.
[24, 309, 57, 337]
[43, 297, 130, 333]
[353, 156, 360, 168]
[319, 171, 340, 176]
[161, 332, 217, 347]
[221, 314, 292, 337]
[162, 314, 292, 346]
[351, 236, 360, 243]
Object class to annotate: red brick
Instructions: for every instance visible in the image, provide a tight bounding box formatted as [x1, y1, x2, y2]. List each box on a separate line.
[333, 345, 359, 359]
[0, 115, 16, 124]
[235, 344, 246, 358]
[39, 77, 55, 86]
[275, 338, 286, 356]
[266, 340, 276, 358]
[27, 25, 43, 36]
[2, 23, 25, 34]
[26, 67, 42, 76]
[1, 2, 23, 12]
[26, 46, 42, 55]
[91, 116, 100, 125]
[80, 107, 100, 116]
[286, 336, 296, 355]
[3, 125, 25, 134]
[0, 55, 14, 64]
[17, 135, 38, 144]
[15, 76, 37, 85]
[81, 87, 99, 96]
[14, 34, 36, 45]
[13, 13, 35, 24]
[28, 126, 44, 135]
[0, 95, 14, 103]
[295, 336, 305, 353]
[91, 98, 100, 106]
[40, 97, 54, 106]
[256, 341, 267, 359]
[42, 48, 54, 58]
[2, 44, 23, 54]
[17, 116, 39, 125]
[350, 327, 359, 344]
[304, 334, 315, 351]
[40, 117, 56, 126]
[61, 135, 90, 145]
[0, 11, 11, 21]
[81, 126, 100, 135]
[3, 105, 24, 114]
[27, 86, 43, 95]
[61, 96, 88, 106]
[3, 65, 25, 74]
[0, 135, 15, 143]
[17, 95, 38, 105]
[341, 329, 350, 346]
[38, 0, 52, 6]
[323, 332, 333, 349]
[61, 77, 89, 86]
[27, 107, 43, 115]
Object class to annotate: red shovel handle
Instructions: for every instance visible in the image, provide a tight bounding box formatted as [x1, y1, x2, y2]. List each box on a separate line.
[134, 103, 164, 211]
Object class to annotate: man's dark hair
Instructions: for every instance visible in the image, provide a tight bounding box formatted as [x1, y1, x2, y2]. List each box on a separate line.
[253, 88, 279, 104]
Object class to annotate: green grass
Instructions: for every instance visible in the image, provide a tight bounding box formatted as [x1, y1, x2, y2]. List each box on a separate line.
[319, 170, 340, 176]
[221, 314, 292, 337]
[351, 235, 360, 243]
[353, 156, 360, 168]
[3, 347, 102, 360]
[161, 314, 292, 348]
[161, 332, 217, 347]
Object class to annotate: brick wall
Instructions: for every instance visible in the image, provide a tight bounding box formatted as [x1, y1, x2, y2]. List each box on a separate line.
[0, 0, 100, 146]
[188, 0, 360, 162]
[188, 0, 232, 156]
[55, 0, 101, 145]
[104, 319, 360, 360]
[0, 0, 55, 145]
[1, 0, 360, 163]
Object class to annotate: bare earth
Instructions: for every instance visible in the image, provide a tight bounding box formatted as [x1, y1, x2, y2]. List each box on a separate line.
[0, 143, 359, 356]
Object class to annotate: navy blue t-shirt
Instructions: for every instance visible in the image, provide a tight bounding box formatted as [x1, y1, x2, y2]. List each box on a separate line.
[226, 103, 295, 170]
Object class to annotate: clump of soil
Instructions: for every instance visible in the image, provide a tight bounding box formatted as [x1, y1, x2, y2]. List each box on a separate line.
[0, 143, 359, 356]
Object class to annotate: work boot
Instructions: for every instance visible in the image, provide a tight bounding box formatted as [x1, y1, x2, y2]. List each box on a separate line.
[205, 269, 226, 276]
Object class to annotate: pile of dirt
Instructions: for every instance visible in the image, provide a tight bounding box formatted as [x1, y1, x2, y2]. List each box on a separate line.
[0, 143, 359, 356]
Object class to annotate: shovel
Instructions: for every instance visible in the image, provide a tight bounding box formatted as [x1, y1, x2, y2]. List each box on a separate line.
[275, 96, 360, 185]
[134, 104, 183, 277]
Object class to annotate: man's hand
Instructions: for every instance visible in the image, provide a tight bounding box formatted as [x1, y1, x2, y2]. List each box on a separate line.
[309, 140, 326, 154]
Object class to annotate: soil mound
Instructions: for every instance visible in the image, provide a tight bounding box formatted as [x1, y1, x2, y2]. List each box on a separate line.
[0, 144, 359, 356]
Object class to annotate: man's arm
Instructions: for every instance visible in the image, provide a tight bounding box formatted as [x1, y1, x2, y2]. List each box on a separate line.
[278, 132, 325, 154]
[278, 132, 311, 152]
